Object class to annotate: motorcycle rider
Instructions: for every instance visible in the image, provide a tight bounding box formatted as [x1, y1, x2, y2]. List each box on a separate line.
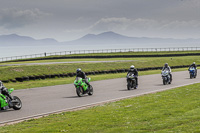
[0, 81, 13, 102]
[127, 65, 138, 87]
[189, 62, 197, 76]
[162, 63, 172, 81]
[76, 68, 90, 87]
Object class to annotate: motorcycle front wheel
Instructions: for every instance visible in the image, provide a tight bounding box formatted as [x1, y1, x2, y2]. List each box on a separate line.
[13, 96, 22, 110]
[76, 87, 84, 97]
[127, 81, 131, 90]
[163, 79, 166, 85]
[190, 74, 193, 79]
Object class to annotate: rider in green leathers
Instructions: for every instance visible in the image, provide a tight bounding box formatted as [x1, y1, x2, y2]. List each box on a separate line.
[76, 68, 90, 86]
[0, 81, 13, 101]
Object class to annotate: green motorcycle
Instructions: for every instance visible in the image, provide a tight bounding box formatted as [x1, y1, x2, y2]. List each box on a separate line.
[74, 77, 93, 97]
[0, 88, 22, 110]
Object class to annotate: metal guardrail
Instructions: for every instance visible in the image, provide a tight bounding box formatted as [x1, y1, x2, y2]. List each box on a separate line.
[0, 47, 200, 62]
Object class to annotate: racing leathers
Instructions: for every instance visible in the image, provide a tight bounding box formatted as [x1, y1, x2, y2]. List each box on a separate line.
[127, 68, 138, 85]
[76, 71, 90, 86]
[162, 66, 172, 81]
[189, 63, 197, 76]
[0, 81, 13, 101]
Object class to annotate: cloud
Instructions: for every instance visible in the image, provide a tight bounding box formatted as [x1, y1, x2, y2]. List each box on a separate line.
[89, 18, 160, 32]
[1, 0, 200, 41]
[67, 17, 200, 38]
[0, 8, 50, 29]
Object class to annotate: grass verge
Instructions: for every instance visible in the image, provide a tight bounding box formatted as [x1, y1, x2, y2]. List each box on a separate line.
[1, 82, 200, 132]
[0, 55, 200, 81]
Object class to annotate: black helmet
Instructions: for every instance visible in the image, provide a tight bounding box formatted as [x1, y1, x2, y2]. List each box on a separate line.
[76, 68, 82, 73]
[164, 63, 168, 67]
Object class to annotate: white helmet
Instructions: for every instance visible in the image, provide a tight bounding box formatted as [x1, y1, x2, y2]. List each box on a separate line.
[130, 65, 135, 70]
[0, 81, 3, 87]
[76, 68, 81, 73]
[193, 62, 196, 64]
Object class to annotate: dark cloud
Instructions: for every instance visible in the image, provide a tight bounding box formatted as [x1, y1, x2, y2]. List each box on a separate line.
[0, 8, 50, 28]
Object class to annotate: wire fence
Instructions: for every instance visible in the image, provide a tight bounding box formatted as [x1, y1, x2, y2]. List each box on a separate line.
[0, 47, 200, 62]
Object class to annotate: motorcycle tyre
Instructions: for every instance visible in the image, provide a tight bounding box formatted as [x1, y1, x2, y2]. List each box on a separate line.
[13, 96, 22, 110]
[163, 79, 166, 85]
[127, 81, 131, 90]
[76, 87, 84, 97]
[88, 85, 93, 96]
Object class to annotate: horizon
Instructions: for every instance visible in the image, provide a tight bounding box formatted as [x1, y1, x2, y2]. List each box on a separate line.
[1, 31, 200, 43]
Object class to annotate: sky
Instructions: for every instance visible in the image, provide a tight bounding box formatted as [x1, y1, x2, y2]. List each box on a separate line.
[0, 0, 200, 41]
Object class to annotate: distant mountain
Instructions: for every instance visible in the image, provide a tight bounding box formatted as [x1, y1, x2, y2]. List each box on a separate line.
[66, 31, 134, 44]
[0, 34, 58, 46]
[1, 32, 200, 46]
[65, 31, 200, 45]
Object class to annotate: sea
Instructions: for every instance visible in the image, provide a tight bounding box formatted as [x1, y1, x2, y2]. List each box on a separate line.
[0, 43, 200, 58]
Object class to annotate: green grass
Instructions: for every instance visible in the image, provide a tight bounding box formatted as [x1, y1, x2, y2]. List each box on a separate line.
[4, 67, 189, 90]
[0, 56, 200, 81]
[1, 83, 200, 132]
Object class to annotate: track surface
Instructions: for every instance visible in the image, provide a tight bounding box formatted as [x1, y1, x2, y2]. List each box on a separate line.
[0, 71, 199, 124]
[0, 60, 135, 66]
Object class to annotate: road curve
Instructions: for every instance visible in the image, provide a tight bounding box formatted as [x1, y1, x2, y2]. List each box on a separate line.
[0, 60, 135, 66]
[0, 70, 199, 124]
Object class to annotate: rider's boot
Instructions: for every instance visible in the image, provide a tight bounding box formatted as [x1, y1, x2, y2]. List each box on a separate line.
[7, 93, 14, 102]
[136, 78, 138, 88]
[86, 83, 91, 90]
[170, 74, 172, 83]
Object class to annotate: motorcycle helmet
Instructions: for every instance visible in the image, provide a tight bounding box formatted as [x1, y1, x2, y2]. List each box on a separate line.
[76, 68, 82, 73]
[193, 62, 196, 64]
[164, 63, 168, 67]
[0, 81, 3, 87]
[130, 65, 135, 71]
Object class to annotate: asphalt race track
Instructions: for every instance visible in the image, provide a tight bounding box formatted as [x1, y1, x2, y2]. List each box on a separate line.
[0, 71, 199, 124]
[0, 60, 135, 66]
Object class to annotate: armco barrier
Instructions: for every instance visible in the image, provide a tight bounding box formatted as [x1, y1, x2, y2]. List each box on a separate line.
[1, 65, 193, 83]
[2, 52, 200, 63]
[1, 47, 200, 62]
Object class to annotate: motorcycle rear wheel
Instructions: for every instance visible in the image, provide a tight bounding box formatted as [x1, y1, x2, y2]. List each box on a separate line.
[88, 85, 93, 95]
[133, 81, 137, 89]
[134, 85, 137, 89]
